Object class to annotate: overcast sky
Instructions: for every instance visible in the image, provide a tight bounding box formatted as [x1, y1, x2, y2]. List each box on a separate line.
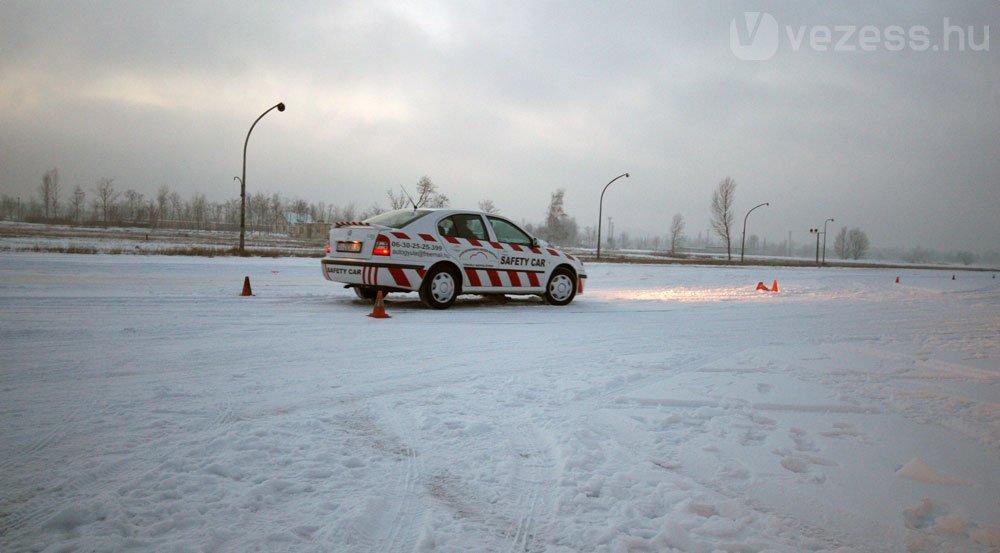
[1, 1, 997, 252]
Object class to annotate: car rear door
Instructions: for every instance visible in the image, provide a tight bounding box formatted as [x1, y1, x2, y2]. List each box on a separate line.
[436, 213, 499, 290]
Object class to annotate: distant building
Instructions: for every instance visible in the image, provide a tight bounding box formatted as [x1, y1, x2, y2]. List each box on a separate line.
[292, 222, 332, 241]
[284, 212, 329, 241]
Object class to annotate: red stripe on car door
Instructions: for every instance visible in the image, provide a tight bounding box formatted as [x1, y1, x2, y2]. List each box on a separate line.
[507, 271, 522, 287]
[527, 272, 540, 287]
[465, 268, 482, 287]
[487, 269, 502, 287]
[389, 267, 410, 288]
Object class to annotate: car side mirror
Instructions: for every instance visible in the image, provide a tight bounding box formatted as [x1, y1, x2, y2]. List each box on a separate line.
[531, 237, 539, 247]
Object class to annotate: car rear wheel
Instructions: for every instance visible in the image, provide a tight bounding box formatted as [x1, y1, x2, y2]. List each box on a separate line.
[353, 286, 379, 301]
[419, 265, 459, 309]
[543, 267, 576, 306]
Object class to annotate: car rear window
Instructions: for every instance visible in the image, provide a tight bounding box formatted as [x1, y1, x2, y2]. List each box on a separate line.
[364, 209, 433, 229]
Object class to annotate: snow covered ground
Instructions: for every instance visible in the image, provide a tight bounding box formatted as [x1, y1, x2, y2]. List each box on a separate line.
[1, 253, 998, 552]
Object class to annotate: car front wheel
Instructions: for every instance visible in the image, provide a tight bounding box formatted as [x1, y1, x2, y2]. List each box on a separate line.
[419, 265, 459, 309]
[543, 267, 577, 306]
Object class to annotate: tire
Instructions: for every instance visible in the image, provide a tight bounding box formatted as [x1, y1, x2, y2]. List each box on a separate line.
[419, 265, 459, 309]
[543, 267, 577, 306]
[353, 286, 379, 301]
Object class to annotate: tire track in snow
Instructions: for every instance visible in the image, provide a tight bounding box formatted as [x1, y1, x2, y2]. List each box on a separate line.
[581, 351, 718, 410]
[336, 401, 423, 553]
[377, 400, 423, 553]
[0, 389, 94, 541]
[503, 420, 556, 553]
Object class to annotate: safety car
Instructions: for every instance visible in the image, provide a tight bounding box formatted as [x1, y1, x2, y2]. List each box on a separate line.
[321, 208, 586, 309]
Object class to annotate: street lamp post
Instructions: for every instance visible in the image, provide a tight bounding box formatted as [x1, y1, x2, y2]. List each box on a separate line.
[822, 217, 834, 265]
[809, 228, 820, 264]
[239, 102, 285, 254]
[740, 202, 769, 263]
[596, 172, 629, 259]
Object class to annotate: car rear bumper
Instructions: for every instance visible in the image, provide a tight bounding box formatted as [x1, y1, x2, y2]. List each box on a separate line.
[321, 258, 425, 291]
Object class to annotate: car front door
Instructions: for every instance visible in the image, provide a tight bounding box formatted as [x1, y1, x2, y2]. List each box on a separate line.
[487, 216, 548, 291]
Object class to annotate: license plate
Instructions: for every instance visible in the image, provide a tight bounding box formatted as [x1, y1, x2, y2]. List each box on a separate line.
[336, 241, 363, 253]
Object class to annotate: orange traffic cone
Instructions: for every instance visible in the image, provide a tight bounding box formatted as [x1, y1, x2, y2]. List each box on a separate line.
[756, 281, 769, 291]
[895, 276, 900, 284]
[240, 276, 254, 296]
[771, 279, 779, 292]
[368, 291, 391, 319]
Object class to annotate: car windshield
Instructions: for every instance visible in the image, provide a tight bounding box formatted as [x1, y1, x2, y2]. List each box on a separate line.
[364, 209, 433, 229]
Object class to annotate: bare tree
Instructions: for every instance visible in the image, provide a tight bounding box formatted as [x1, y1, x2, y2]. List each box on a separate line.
[191, 193, 207, 229]
[834, 226, 870, 259]
[541, 189, 571, 244]
[386, 188, 409, 210]
[94, 177, 118, 222]
[845, 228, 870, 259]
[415, 176, 449, 208]
[70, 184, 85, 222]
[710, 177, 737, 260]
[155, 185, 170, 225]
[168, 191, 182, 222]
[39, 168, 60, 219]
[669, 213, 685, 254]
[478, 199, 499, 214]
[833, 226, 849, 259]
[360, 203, 383, 220]
[123, 189, 143, 222]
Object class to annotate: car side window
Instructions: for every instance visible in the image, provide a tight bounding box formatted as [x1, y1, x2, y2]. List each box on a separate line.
[488, 217, 533, 246]
[439, 215, 488, 240]
[438, 218, 457, 237]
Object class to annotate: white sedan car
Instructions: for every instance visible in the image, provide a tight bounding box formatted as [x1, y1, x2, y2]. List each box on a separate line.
[322, 208, 586, 309]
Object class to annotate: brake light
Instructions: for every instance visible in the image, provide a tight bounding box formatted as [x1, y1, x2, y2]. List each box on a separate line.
[373, 235, 391, 256]
[325, 244, 332, 253]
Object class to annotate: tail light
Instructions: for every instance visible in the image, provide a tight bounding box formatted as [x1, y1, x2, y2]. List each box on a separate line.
[372, 235, 391, 256]
[325, 244, 332, 253]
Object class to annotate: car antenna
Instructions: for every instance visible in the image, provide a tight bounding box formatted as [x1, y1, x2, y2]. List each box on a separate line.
[400, 185, 418, 211]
